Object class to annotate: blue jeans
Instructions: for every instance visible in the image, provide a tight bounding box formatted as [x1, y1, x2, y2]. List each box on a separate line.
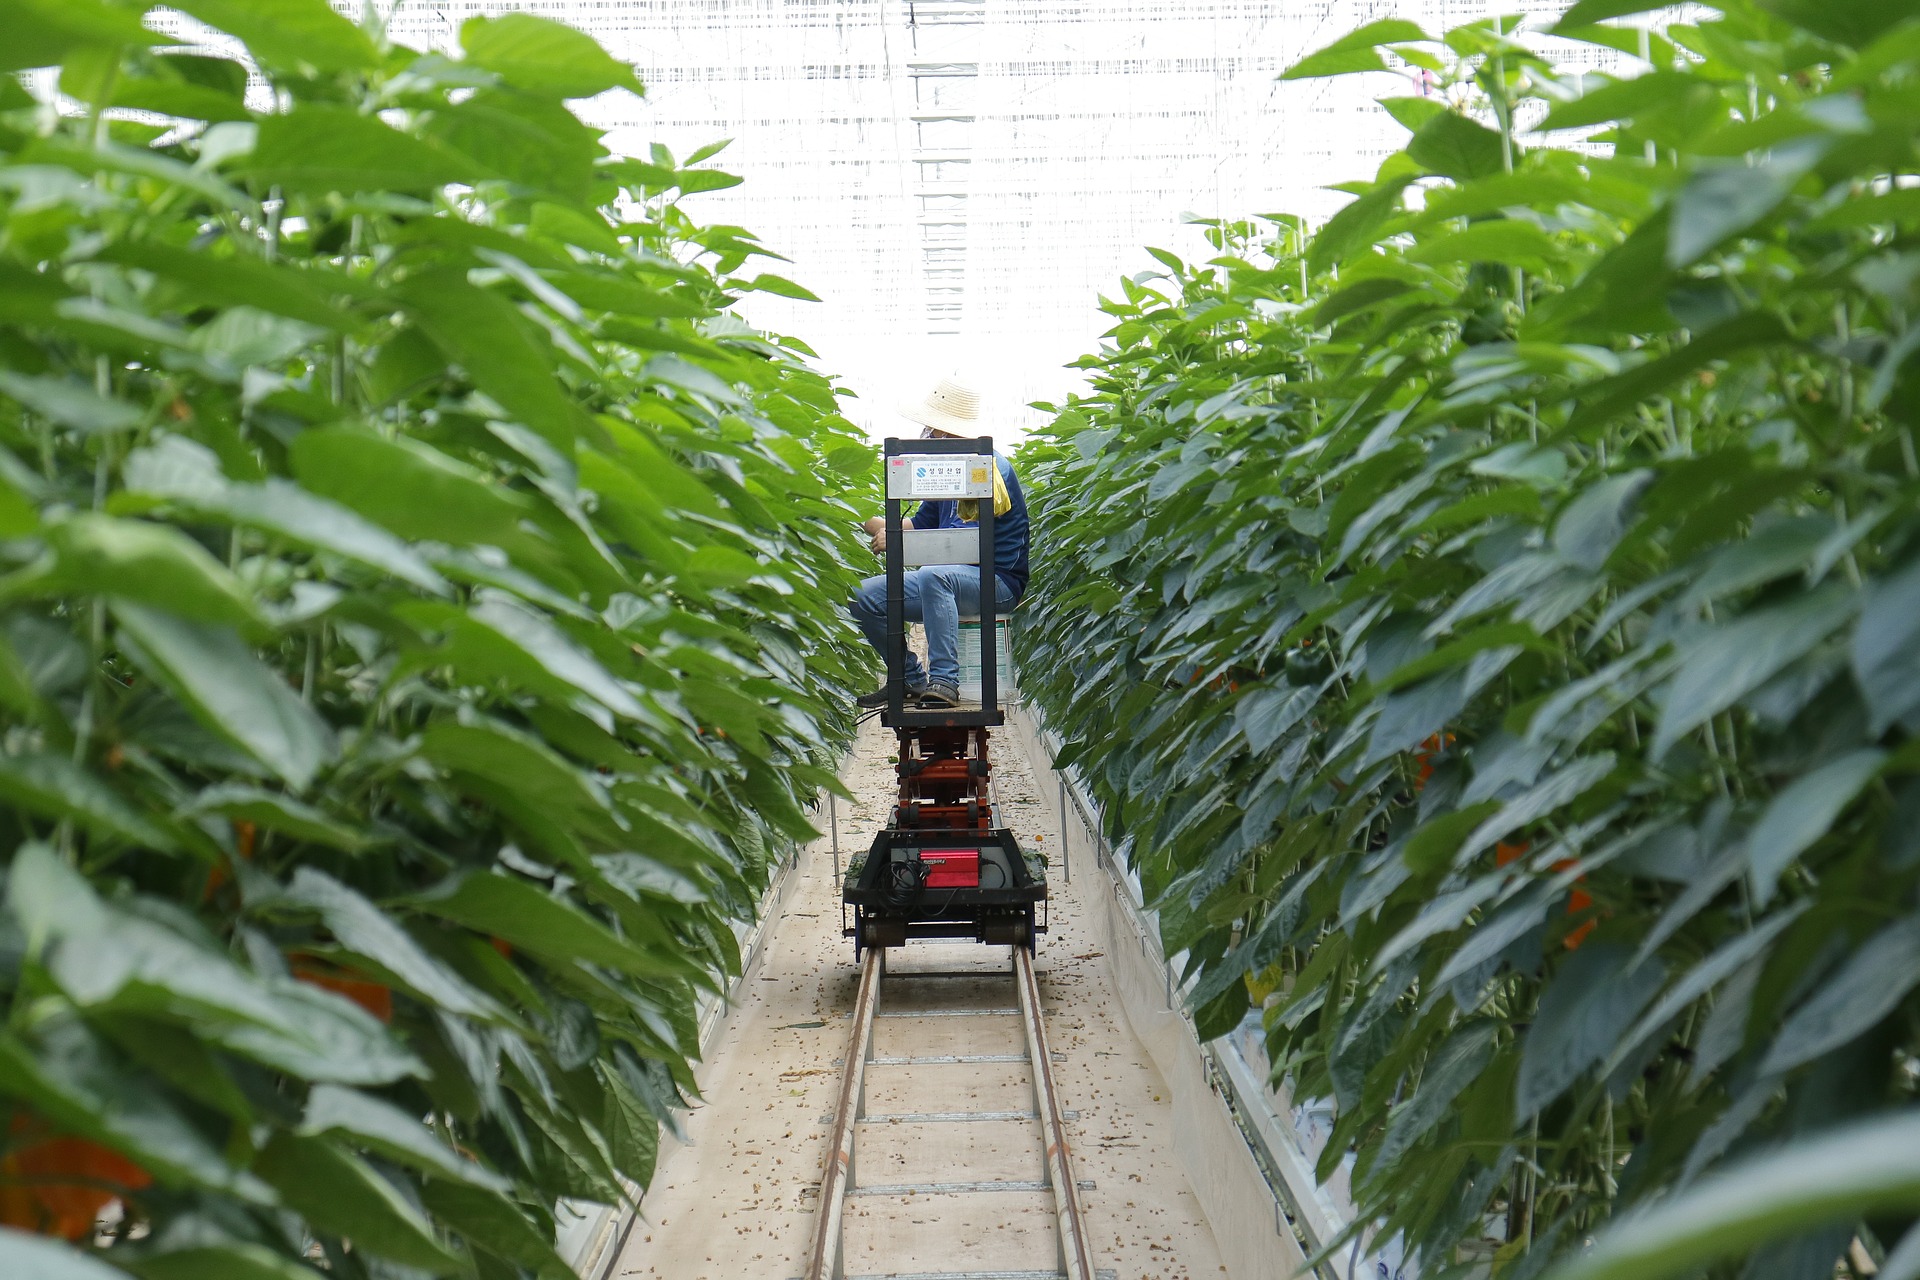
[849, 565, 1020, 689]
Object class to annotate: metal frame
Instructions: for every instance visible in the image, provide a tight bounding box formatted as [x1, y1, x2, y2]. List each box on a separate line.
[882, 434, 1002, 729]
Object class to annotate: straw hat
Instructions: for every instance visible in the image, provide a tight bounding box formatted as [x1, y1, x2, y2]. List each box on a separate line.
[898, 377, 984, 438]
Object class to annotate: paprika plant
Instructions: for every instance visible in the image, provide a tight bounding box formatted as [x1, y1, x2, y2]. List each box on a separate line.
[0, 1, 871, 1275]
[1019, 0, 1920, 1272]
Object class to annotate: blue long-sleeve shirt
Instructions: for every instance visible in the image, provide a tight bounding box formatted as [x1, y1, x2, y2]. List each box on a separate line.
[910, 453, 1030, 596]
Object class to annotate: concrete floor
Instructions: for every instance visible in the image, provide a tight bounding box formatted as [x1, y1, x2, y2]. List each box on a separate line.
[614, 714, 1228, 1280]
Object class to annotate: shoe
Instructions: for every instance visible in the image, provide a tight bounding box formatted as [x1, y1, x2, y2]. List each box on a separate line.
[917, 682, 960, 709]
[856, 681, 924, 709]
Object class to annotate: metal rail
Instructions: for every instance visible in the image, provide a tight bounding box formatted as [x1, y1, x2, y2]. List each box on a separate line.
[807, 946, 884, 1280]
[1014, 946, 1097, 1280]
[804, 947, 1097, 1280]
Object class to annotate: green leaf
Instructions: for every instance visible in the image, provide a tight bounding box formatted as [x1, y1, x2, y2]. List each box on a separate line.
[82, 55, 251, 126]
[1612, 903, 1808, 1071]
[423, 91, 598, 205]
[238, 107, 475, 196]
[233, 979, 422, 1084]
[112, 602, 338, 790]
[27, 136, 249, 209]
[1538, 70, 1700, 132]
[0, 371, 143, 432]
[1420, 169, 1596, 223]
[1404, 803, 1500, 873]
[1374, 1020, 1498, 1174]
[1754, 0, 1920, 49]
[413, 870, 687, 980]
[1680, 514, 1833, 611]
[253, 1131, 460, 1272]
[460, 13, 643, 98]
[418, 720, 613, 828]
[1552, 0, 1673, 27]
[1566, 313, 1790, 434]
[1282, 19, 1436, 79]
[278, 868, 501, 1019]
[1807, 185, 1920, 232]
[1652, 583, 1858, 760]
[679, 165, 744, 192]
[0, 752, 177, 849]
[301, 1084, 508, 1188]
[165, 469, 449, 593]
[0, 472, 37, 541]
[1761, 914, 1920, 1076]
[1407, 112, 1509, 181]
[1551, 471, 1652, 571]
[1516, 943, 1665, 1119]
[0, 0, 172, 74]
[1308, 176, 1414, 275]
[98, 242, 361, 333]
[184, 783, 370, 852]
[1745, 750, 1885, 907]
[1668, 139, 1829, 267]
[1408, 219, 1562, 271]
[122, 436, 450, 592]
[1852, 556, 1920, 733]
[468, 596, 646, 721]
[1541, 1111, 1920, 1280]
[739, 272, 820, 301]
[165, 0, 377, 73]
[288, 425, 535, 547]
[419, 1180, 572, 1276]
[1461, 754, 1617, 866]
[0, 1227, 132, 1280]
[42, 513, 264, 630]
[1235, 684, 1318, 753]
[0, 1006, 263, 1195]
[1379, 95, 1448, 134]
[1312, 277, 1417, 326]
[14, 848, 419, 1086]
[1367, 671, 1468, 763]
[644, 355, 745, 405]
[1467, 442, 1567, 487]
[399, 269, 589, 449]
[127, 1243, 326, 1280]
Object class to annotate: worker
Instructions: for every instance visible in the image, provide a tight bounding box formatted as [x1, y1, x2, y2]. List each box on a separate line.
[849, 377, 1030, 709]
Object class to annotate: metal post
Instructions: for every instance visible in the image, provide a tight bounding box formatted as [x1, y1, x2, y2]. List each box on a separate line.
[976, 434, 997, 717]
[1058, 776, 1070, 883]
[883, 439, 906, 726]
[829, 791, 841, 884]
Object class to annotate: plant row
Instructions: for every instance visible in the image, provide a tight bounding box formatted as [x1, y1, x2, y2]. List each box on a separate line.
[1016, 0, 1920, 1274]
[0, 4, 871, 1278]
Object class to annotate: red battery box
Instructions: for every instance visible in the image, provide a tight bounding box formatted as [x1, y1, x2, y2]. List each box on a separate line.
[921, 849, 980, 888]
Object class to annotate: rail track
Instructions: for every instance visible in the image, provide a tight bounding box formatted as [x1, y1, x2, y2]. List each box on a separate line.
[805, 945, 1101, 1280]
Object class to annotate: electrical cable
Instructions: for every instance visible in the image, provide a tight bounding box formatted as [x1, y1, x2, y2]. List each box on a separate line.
[879, 852, 928, 911]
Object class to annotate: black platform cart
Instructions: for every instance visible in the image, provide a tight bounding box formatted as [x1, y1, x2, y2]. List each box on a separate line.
[842, 435, 1047, 953]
